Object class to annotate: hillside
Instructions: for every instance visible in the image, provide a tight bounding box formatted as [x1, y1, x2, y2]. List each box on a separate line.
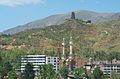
[3, 10, 120, 34]
[1, 19, 120, 57]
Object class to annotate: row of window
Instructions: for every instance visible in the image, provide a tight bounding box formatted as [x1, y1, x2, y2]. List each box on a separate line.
[104, 69, 120, 70]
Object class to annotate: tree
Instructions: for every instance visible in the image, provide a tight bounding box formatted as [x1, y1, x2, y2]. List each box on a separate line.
[0, 56, 2, 65]
[39, 64, 56, 79]
[0, 54, 4, 78]
[22, 62, 35, 79]
[73, 67, 89, 79]
[2, 61, 13, 77]
[107, 51, 118, 78]
[8, 71, 17, 79]
[9, 49, 27, 69]
[94, 51, 107, 61]
[59, 66, 69, 79]
[93, 67, 104, 79]
[0, 66, 4, 79]
[4, 62, 13, 73]
[107, 51, 117, 62]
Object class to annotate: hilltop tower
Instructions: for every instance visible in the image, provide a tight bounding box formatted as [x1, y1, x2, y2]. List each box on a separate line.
[71, 12, 76, 20]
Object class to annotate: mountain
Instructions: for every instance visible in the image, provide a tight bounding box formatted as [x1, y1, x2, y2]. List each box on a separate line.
[3, 10, 120, 34]
[2, 19, 120, 54]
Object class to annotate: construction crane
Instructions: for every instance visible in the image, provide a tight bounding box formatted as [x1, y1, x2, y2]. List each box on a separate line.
[45, 45, 63, 59]
[45, 45, 77, 59]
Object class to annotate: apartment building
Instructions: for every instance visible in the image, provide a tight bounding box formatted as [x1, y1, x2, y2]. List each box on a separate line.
[21, 55, 59, 74]
[101, 63, 120, 74]
[46, 57, 59, 71]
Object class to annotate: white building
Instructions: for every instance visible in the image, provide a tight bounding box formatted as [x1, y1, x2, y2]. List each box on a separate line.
[85, 60, 120, 75]
[46, 57, 59, 71]
[102, 64, 120, 74]
[21, 55, 59, 74]
[21, 55, 46, 72]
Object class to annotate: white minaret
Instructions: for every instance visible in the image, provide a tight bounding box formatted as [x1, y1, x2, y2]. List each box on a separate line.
[69, 37, 73, 59]
[62, 38, 65, 60]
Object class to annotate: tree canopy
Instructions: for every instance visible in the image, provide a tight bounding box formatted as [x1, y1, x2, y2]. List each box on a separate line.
[22, 62, 35, 79]
[59, 66, 69, 79]
[39, 64, 56, 79]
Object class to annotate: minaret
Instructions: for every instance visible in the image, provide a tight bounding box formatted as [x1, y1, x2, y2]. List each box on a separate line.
[62, 38, 65, 60]
[69, 37, 73, 59]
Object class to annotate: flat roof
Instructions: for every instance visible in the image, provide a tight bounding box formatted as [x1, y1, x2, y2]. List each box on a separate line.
[27, 55, 46, 57]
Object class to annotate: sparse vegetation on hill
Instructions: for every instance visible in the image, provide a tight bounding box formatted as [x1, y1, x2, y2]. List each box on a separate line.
[1, 19, 120, 58]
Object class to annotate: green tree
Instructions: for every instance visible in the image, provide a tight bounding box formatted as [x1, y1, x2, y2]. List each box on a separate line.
[8, 71, 17, 79]
[22, 62, 35, 79]
[4, 62, 13, 73]
[0, 56, 2, 65]
[2, 61, 13, 77]
[0, 66, 4, 79]
[0, 61, 13, 79]
[39, 64, 56, 79]
[107, 51, 117, 62]
[73, 67, 89, 79]
[93, 67, 104, 79]
[0, 54, 4, 78]
[59, 66, 69, 79]
[94, 51, 107, 61]
[107, 51, 118, 78]
[9, 49, 27, 69]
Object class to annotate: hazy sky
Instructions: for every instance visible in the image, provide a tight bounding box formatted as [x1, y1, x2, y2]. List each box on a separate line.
[0, 0, 120, 32]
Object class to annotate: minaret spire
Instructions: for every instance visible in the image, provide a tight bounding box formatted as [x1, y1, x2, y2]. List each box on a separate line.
[62, 38, 65, 60]
[69, 37, 73, 59]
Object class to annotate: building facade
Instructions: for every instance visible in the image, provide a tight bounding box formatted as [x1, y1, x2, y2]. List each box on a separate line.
[101, 64, 120, 74]
[85, 60, 120, 75]
[46, 57, 59, 71]
[21, 55, 59, 74]
[21, 55, 46, 73]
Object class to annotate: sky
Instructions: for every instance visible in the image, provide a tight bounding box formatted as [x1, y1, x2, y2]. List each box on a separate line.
[0, 0, 120, 32]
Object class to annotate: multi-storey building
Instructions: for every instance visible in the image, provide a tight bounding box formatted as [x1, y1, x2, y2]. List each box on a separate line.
[21, 55, 59, 75]
[101, 63, 120, 74]
[21, 55, 46, 73]
[85, 60, 120, 75]
[46, 57, 59, 71]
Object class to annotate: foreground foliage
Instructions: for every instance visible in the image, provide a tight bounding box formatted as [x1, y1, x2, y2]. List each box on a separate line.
[22, 62, 35, 79]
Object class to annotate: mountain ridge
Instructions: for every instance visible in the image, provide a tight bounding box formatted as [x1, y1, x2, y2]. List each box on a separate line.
[3, 10, 120, 34]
